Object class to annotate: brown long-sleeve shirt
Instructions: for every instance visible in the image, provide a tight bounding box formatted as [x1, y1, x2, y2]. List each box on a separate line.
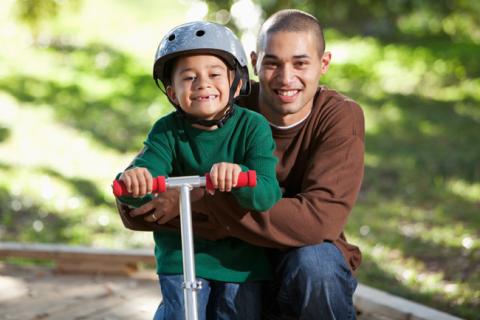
[116, 84, 364, 272]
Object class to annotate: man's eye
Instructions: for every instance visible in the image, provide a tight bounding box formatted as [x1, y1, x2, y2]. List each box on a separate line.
[295, 61, 308, 68]
[263, 61, 277, 68]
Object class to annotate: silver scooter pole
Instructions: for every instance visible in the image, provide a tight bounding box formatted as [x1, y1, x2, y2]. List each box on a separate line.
[113, 171, 256, 320]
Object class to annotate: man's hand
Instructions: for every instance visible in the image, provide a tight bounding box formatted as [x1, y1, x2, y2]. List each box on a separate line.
[128, 188, 207, 224]
[129, 189, 180, 224]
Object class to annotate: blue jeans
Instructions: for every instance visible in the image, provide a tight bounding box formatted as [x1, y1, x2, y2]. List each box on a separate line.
[153, 242, 357, 320]
[153, 275, 263, 320]
[263, 242, 358, 320]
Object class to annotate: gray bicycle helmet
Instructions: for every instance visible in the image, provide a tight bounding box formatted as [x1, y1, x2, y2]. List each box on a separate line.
[153, 21, 250, 127]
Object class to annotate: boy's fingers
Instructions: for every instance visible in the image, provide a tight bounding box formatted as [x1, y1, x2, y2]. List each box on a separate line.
[225, 166, 234, 191]
[232, 165, 241, 188]
[210, 165, 219, 189]
[138, 171, 148, 196]
[122, 175, 132, 193]
[217, 164, 227, 192]
[144, 170, 153, 194]
[132, 172, 141, 197]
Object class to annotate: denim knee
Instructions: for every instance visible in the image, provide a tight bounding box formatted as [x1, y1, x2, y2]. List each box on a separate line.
[281, 242, 351, 285]
[269, 242, 358, 320]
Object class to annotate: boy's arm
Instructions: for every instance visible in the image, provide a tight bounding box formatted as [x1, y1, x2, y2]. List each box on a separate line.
[230, 117, 281, 211]
[116, 121, 173, 209]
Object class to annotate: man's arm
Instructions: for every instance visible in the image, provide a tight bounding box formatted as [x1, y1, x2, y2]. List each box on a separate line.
[201, 100, 365, 248]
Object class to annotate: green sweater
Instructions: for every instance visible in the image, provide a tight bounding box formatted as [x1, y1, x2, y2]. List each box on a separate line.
[120, 105, 281, 282]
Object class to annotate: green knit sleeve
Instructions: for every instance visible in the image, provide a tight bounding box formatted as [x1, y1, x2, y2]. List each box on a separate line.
[231, 112, 281, 211]
[117, 117, 174, 207]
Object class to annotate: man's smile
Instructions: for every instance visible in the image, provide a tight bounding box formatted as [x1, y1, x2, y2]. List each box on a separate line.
[274, 89, 300, 102]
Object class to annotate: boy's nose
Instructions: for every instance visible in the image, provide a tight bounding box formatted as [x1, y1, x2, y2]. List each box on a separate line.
[194, 76, 211, 89]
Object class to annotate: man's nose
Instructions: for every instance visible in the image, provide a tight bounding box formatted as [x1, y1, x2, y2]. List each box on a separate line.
[276, 64, 294, 85]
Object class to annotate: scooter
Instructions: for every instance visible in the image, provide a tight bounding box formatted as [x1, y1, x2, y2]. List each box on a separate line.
[113, 171, 257, 320]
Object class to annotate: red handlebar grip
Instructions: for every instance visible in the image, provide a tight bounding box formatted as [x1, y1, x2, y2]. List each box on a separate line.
[205, 170, 257, 190]
[112, 176, 166, 197]
[112, 180, 128, 197]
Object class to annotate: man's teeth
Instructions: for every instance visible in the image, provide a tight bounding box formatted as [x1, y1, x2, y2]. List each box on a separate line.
[277, 90, 298, 97]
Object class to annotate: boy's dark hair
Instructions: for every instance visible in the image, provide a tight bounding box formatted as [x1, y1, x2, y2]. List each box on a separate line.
[257, 9, 325, 56]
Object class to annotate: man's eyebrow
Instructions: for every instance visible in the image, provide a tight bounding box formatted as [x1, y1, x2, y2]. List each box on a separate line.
[263, 54, 311, 60]
[293, 54, 311, 59]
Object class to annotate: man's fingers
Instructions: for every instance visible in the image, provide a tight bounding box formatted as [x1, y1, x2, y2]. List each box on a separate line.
[144, 211, 159, 222]
[130, 201, 155, 217]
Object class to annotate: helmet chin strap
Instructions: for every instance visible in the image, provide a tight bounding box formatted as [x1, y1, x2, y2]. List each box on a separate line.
[173, 66, 242, 128]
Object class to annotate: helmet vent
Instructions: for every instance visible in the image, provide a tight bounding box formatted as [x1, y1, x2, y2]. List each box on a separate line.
[195, 30, 205, 37]
[168, 34, 176, 41]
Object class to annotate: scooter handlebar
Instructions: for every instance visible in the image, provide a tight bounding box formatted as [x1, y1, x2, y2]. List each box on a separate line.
[112, 170, 256, 197]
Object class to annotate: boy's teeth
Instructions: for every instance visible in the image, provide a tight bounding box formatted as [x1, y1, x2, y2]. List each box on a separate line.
[278, 90, 298, 96]
[196, 95, 215, 100]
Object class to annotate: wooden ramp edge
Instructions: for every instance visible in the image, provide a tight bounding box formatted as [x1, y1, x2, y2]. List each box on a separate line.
[0, 241, 155, 275]
[0, 242, 464, 320]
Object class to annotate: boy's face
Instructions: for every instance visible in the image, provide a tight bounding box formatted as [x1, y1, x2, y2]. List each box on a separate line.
[167, 54, 235, 121]
[252, 31, 331, 126]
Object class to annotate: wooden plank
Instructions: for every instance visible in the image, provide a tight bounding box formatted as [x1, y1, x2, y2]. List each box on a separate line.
[0, 242, 155, 263]
[0, 263, 160, 320]
[0, 242, 155, 274]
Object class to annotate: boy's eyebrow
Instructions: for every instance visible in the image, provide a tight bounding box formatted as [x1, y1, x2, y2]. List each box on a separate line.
[177, 64, 227, 74]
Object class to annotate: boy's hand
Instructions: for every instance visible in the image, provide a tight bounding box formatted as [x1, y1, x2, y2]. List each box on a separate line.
[119, 167, 153, 197]
[209, 162, 242, 195]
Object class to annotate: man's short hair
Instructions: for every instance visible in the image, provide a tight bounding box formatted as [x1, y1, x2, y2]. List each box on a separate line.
[257, 9, 325, 56]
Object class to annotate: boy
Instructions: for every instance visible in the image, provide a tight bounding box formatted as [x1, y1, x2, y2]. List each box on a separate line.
[115, 21, 281, 320]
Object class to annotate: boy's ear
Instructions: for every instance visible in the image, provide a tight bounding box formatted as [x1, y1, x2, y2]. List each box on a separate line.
[233, 79, 243, 97]
[166, 85, 178, 104]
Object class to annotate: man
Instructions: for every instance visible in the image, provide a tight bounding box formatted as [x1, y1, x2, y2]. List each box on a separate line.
[117, 9, 364, 319]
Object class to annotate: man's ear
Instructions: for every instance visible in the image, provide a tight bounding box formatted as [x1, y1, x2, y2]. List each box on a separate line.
[166, 85, 178, 104]
[320, 51, 332, 75]
[250, 51, 258, 76]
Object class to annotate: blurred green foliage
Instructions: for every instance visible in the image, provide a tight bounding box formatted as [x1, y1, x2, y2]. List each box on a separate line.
[0, 0, 479, 318]
[206, 0, 480, 43]
[15, 0, 81, 43]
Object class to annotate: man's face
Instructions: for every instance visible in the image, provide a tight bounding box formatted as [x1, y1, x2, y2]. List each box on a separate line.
[252, 31, 330, 126]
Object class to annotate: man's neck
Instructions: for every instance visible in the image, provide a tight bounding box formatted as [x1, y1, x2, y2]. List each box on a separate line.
[259, 101, 313, 127]
[268, 111, 311, 130]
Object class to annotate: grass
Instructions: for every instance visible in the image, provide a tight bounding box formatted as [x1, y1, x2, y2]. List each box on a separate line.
[0, 1, 479, 318]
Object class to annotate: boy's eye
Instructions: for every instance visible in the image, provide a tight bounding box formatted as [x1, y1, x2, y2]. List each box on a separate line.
[183, 76, 196, 81]
[211, 73, 222, 78]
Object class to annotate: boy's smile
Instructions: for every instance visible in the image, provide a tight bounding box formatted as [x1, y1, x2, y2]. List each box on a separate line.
[167, 54, 237, 123]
